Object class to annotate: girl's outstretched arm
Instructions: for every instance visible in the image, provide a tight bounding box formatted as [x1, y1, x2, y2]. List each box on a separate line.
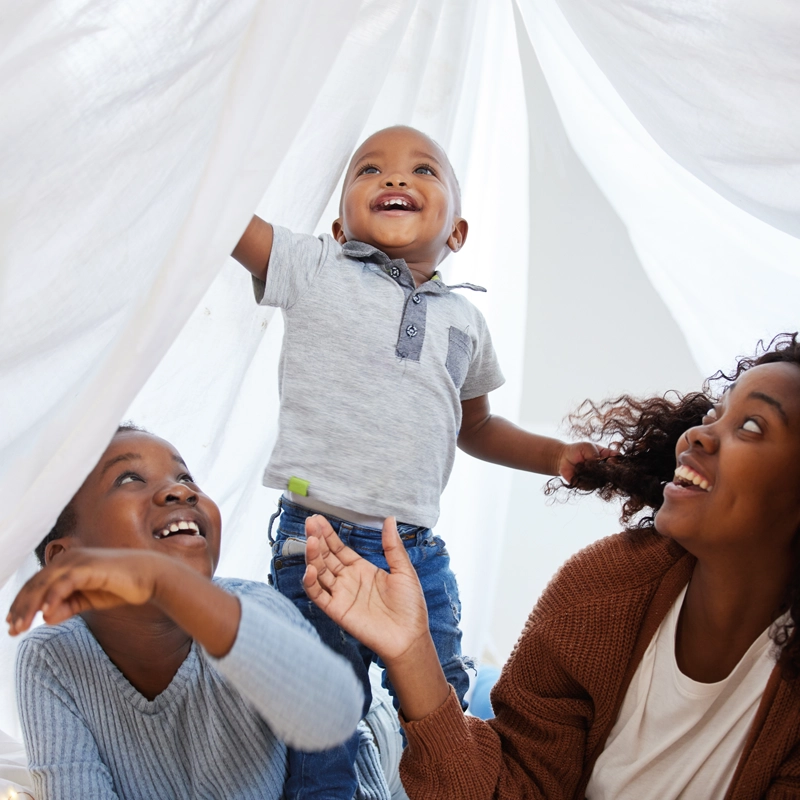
[303, 515, 451, 720]
[7, 548, 240, 657]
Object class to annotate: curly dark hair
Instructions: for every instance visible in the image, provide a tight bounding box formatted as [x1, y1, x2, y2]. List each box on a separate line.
[548, 333, 800, 677]
[34, 423, 148, 567]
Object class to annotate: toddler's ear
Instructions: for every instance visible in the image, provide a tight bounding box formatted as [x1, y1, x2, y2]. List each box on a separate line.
[447, 217, 468, 253]
[331, 218, 347, 245]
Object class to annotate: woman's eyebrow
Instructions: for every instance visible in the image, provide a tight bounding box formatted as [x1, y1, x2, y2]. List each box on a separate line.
[100, 452, 140, 476]
[748, 391, 789, 425]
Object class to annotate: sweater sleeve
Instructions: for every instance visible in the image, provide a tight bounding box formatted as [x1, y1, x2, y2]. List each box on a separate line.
[208, 580, 364, 752]
[16, 635, 119, 800]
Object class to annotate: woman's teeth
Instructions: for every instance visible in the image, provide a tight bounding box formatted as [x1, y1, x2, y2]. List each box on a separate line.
[154, 520, 201, 539]
[673, 464, 712, 492]
[379, 199, 413, 209]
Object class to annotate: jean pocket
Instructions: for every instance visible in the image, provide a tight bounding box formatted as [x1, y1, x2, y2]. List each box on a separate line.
[428, 535, 449, 557]
[272, 536, 307, 566]
[445, 326, 473, 389]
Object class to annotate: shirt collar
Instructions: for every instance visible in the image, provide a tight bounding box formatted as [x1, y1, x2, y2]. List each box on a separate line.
[341, 240, 487, 295]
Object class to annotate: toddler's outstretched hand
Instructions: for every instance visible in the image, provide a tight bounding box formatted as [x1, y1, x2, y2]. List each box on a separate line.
[303, 515, 429, 663]
[558, 441, 617, 485]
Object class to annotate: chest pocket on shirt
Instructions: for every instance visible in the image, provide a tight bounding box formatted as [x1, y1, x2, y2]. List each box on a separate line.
[445, 326, 473, 389]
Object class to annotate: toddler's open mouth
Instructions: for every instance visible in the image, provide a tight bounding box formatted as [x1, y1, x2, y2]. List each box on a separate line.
[371, 192, 420, 212]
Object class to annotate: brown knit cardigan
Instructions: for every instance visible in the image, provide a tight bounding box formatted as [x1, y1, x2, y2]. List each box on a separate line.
[400, 530, 800, 799]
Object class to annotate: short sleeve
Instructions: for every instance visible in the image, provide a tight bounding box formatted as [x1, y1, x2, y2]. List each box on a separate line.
[460, 307, 505, 401]
[252, 225, 331, 308]
[16, 636, 119, 800]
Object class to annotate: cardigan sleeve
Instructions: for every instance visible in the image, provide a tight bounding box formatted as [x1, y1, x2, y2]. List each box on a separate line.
[399, 606, 594, 800]
[398, 531, 687, 800]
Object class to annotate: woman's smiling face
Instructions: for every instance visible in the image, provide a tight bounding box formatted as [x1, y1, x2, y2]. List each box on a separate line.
[50, 430, 222, 579]
[655, 362, 800, 558]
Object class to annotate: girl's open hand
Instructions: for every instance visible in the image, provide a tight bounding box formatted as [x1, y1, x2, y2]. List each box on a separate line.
[7, 548, 167, 635]
[302, 515, 429, 664]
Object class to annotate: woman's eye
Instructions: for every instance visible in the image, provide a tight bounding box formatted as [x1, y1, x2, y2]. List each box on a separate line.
[742, 418, 762, 434]
[701, 407, 717, 424]
[179, 473, 195, 484]
[414, 165, 434, 175]
[116, 471, 143, 485]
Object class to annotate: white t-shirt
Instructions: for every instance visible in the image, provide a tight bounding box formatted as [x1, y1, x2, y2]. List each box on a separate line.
[586, 586, 782, 800]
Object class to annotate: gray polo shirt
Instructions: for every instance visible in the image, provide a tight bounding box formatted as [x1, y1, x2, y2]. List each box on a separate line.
[253, 226, 505, 528]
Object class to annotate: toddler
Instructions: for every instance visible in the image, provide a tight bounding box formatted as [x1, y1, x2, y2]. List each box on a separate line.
[232, 125, 604, 798]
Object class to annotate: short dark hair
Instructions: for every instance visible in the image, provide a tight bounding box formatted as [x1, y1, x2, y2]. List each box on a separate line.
[34, 422, 149, 567]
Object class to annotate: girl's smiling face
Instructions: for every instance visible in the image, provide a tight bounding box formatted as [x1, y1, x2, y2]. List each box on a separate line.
[655, 362, 800, 558]
[48, 430, 222, 579]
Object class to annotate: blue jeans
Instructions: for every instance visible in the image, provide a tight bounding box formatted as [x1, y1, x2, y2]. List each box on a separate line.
[269, 497, 470, 800]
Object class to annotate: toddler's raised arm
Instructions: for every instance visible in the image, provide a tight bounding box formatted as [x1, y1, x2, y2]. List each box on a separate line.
[458, 394, 615, 484]
[232, 214, 274, 283]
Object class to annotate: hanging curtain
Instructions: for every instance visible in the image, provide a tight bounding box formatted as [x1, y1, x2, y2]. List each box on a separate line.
[0, 0, 531, 741]
[515, 0, 800, 374]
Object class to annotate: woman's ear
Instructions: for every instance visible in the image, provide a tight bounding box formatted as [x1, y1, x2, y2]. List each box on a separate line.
[331, 218, 347, 245]
[447, 217, 468, 253]
[44, 537, 76, 566]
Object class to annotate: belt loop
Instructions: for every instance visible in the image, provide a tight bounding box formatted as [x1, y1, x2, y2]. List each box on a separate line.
[338, 523, 351, 548]
[267, 496, 283, 545]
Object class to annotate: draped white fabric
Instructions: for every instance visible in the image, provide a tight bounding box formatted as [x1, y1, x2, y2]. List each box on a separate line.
[2, 0, 799, 751]
[516, 0, 800, 375]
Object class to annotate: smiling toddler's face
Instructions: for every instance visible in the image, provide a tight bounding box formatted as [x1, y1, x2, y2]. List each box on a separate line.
[61, 431, 222, 579]
[335, 127, 463, 268]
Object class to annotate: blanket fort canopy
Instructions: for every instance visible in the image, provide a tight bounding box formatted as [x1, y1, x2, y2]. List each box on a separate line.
[1, 0, 799, 745]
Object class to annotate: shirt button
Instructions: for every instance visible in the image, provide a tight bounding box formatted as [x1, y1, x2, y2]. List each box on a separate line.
[406, 325, 417, 337]
[412, 294, 421, 304]
[390, 266, 400, 278]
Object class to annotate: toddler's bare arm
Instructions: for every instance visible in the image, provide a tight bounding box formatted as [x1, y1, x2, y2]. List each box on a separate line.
[231, 215, 274, 283]
[458, 394, 611, 483]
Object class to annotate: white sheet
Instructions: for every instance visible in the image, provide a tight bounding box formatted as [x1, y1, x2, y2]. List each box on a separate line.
[3, 0, 799, 747]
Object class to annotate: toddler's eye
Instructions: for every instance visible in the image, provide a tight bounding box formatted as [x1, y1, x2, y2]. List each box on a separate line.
[742, 418, 762, 434]
[359, 165, 379, 175]
[414, 165, 435, 175]
[701, 407, 717, 424]
[179, 473, 196, 484]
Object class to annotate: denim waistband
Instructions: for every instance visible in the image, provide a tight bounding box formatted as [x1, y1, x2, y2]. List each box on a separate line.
[268, 496, 430, 547]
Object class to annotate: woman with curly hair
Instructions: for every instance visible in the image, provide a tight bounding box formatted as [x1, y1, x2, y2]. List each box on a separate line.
[302, 332, 800, 799]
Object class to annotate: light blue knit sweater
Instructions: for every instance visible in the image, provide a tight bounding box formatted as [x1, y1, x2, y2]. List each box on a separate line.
[15, 577, 367, 799]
